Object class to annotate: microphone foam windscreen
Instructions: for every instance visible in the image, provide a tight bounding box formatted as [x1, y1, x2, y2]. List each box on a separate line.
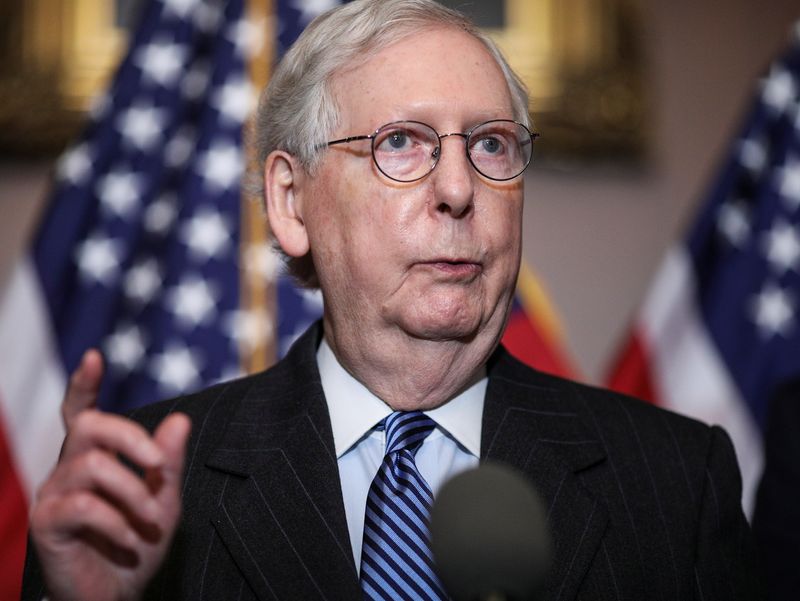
[430, 463, 551, 601]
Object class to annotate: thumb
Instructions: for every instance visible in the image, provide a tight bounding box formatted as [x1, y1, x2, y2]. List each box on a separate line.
[62, 349, 104, 431]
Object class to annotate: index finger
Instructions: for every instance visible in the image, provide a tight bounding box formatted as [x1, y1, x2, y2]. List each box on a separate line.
[62, 349, 104, 431]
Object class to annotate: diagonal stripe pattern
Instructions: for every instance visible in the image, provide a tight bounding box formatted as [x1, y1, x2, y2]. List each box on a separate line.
[360, 411, 449, 600]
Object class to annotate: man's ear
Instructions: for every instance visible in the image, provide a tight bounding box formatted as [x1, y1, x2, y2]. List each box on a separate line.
[264, 151, 310, 258]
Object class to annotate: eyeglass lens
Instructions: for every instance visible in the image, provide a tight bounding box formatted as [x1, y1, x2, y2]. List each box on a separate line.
[371, 120, 533, 182]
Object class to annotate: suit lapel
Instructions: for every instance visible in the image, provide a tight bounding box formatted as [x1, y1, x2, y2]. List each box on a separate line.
[204, 326, 361, 601]
[483, 351, 609, 601]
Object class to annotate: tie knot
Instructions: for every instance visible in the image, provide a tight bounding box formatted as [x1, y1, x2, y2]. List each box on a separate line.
[382, 411, 436, 456]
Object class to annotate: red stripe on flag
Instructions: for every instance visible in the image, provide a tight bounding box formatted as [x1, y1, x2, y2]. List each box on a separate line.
[501, 309, 575, 378]
[606, 330, 660, 405]
[0, 410, 28, 600]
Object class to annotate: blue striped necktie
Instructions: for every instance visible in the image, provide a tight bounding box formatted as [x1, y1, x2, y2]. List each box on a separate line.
[359, 411, 449, 600]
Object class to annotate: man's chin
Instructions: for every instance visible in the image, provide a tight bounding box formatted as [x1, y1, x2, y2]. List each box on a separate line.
[398, 314, 485, 343]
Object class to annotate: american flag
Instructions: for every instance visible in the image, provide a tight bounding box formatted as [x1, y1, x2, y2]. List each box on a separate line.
[37, 0, 253, 411]
[686, 30, 800, 429]
[608, 23, 800, 516]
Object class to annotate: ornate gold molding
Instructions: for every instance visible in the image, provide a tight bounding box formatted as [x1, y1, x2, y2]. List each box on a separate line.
[0, 0, 126, 155]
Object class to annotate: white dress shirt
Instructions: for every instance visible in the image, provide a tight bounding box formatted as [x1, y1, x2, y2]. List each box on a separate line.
[316, 339, 484, 570]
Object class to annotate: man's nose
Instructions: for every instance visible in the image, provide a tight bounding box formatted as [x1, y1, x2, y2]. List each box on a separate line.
[430, 136, 474, 218]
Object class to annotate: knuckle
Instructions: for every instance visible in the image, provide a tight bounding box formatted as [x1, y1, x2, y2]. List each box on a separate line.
[66, 490, 97, 515]
[80, 448, 108, 473]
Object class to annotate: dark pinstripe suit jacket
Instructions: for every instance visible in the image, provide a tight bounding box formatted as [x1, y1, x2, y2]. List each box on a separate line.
[22, 323, 761, 600]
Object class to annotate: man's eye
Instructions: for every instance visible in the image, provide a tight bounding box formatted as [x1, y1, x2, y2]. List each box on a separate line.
[390, 133, 408, 148]
[475, 136, 504, 155]
[378, 131, 410, 151]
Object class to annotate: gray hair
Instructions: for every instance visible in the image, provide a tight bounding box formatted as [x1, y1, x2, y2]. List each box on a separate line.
[254, 0, 530, 288]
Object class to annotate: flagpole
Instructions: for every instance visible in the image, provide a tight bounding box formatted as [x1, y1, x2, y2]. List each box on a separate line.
[242, 0, 275, 373]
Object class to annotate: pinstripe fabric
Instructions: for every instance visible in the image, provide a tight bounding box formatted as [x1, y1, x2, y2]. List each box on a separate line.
[360, 412, 448, 600]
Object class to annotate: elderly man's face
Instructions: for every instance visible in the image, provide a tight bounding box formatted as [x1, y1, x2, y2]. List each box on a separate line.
[302, 26, 523, 346]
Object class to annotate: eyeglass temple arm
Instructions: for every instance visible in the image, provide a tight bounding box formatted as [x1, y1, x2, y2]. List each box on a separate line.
[326, 134, 373, 147]
[521, 132, 541, 148]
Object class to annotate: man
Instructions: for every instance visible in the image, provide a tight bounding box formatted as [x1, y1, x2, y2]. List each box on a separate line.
[23, 1, 760, 599]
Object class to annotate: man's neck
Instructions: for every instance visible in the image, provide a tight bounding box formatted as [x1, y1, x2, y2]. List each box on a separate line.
[322, 315, 499, 411]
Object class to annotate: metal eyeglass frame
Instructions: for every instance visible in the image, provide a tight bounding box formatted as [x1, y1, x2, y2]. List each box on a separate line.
[324, 119, 540, 183]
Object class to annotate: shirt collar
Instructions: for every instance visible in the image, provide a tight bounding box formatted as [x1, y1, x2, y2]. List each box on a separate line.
[317, 338, 485, 459]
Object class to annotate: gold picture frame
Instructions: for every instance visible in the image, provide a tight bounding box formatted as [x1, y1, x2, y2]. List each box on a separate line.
[0, 0, 129, 155]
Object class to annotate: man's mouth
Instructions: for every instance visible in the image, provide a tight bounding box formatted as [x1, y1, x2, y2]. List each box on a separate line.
[420, 259, 482, 277]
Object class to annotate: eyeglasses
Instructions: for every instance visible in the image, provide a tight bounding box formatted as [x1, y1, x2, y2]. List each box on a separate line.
[325, 119, 539, 183]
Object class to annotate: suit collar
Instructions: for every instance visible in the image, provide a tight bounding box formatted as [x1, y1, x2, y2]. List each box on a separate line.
[482, 348, 606, 470]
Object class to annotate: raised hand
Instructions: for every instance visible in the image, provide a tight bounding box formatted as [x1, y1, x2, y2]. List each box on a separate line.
[29, 351, 191, 601]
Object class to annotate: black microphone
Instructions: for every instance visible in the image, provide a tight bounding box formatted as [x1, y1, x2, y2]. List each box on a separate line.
[430, 463, 551, 601]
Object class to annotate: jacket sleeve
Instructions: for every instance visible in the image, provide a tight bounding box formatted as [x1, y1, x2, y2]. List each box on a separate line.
[692, 425, 764, 600]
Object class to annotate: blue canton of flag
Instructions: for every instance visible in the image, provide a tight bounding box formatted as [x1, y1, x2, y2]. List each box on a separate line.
[273, 0, 343, 357]
[687, 25, 800, 430]
[35, 0, 257, 413]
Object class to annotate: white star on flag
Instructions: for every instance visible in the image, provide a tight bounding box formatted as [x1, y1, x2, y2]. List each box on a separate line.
[149, 344, 203, 393]
[165, 126, 197, 168]
[717, 201, 751, 248]
[762, 219, 800, 274]
[182, 60, 212, 100]
[165, 276, 219, 327]
[777, 156, 800, 210]
[212, 76, 256, 124]
[97, 169, 143, 218]
[751, 283, 795, 338]
[223, 309, 274, 352]
[761, 66, 797, 114]
[75, 235, 124, 285]
[227, 17, 267, 59]
[105, 324, 147, 373]
[117, 102, 167, 150]
[290, 0, 339, 24]
[180, 209, 232, 261]
[56, 143, 92, 185]
[738, 138, 767, 175]
[134, 39, 187, 87]
[144, 194, 179, 234]
[194, 1, 224, 32]
[197, 141, 243, 190]
[161, 0, 199, 20]
[243, 242, 281, 280]
[124, 259, 163, 305]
